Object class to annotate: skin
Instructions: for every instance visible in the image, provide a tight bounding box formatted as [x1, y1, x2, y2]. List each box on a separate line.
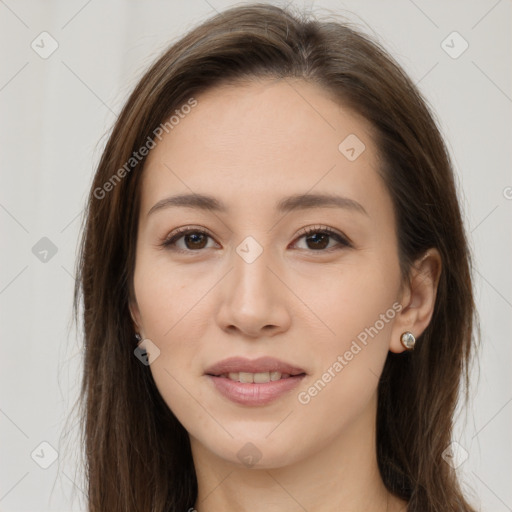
[129, 78, 441, 512]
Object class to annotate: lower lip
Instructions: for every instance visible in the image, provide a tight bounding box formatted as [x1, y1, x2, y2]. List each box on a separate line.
[208, 374, 306, 406]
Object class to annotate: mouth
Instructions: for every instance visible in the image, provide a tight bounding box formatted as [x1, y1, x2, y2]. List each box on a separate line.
[205, 356, 307, 406]
[211, 370, 305, 383]
[205, 355, 306, 379]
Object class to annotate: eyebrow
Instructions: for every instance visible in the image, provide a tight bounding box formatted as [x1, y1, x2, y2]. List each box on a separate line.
[147, 192, 368, 217]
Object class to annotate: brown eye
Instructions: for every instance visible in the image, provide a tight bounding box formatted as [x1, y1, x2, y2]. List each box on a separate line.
[304, 232, 330, 250]
[294, 226, 351, 251]
[161, 228, 217, 252]
[183, 232, 208, 250]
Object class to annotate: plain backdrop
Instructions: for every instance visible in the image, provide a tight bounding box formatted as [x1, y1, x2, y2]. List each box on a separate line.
[0, 0, 511, 510]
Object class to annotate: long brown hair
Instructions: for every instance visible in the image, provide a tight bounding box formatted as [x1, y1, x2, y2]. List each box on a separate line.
[72, 4, 478, 510]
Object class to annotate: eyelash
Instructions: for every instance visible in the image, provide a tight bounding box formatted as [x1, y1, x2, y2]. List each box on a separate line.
[159, 225, 352, 253]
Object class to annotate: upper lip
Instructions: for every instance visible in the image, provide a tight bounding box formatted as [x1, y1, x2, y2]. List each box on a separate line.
[205, 356, 306, 376]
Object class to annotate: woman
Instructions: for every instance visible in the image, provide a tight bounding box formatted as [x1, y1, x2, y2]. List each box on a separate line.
[73, 3, 478, 511]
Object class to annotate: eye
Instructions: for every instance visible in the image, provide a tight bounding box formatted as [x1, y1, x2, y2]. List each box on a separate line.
[292, 225, 351, 251]
[159, 224, 352, 253]
[160, 227, 218, 252]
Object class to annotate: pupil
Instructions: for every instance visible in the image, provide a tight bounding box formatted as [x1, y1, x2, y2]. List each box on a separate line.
[307, 233, 328, 250]
[186, 233, 207, 249]
[183, 232, 330, 250]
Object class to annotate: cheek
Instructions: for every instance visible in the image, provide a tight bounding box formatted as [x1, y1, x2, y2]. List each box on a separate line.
[132, 257, 216, 418]
[133, 253, 212, 340]
[290, 257, 399, 404]
[292, 255, 399, 348]
[292, 283, 397, 446]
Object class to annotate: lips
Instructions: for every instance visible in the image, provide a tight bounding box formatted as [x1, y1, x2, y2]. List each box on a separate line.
[205, 356, 306, 377]
[205, 356, 307, 406]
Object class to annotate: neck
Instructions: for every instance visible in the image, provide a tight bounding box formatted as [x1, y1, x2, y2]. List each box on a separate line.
[191, 393, 406, 512]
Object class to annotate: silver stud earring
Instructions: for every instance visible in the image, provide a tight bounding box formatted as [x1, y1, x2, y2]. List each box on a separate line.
[400, 331, 416, 351]
[135, 333, 142, 342]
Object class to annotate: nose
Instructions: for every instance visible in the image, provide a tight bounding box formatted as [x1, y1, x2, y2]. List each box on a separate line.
[215, 245, 292, 339]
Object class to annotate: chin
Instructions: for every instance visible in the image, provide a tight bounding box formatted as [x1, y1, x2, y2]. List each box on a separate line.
[191, 426, 310, 470]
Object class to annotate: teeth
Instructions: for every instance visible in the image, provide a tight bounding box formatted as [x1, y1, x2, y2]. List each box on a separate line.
[253, 372, 270, 383]
[224, 371, 284, 383]
[239, 372, 253, 383]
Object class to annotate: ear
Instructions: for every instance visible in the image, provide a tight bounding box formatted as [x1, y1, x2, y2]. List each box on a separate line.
[389, 249, 442, 353]
[128, 293, 143, 336]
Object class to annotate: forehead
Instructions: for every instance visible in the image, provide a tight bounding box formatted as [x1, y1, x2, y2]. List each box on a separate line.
[139, 79, 387, 220]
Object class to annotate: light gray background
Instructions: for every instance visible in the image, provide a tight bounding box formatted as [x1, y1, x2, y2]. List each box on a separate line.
[0, 0, 511, 510]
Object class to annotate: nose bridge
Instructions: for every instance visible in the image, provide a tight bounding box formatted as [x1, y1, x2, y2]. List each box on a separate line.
[231, 237, 277, 309]
[215, 236, 291, 336]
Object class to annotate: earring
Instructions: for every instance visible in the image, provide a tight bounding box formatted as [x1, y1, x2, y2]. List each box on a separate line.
[400, 331, 416, 351]
[135, 332, 142, 342]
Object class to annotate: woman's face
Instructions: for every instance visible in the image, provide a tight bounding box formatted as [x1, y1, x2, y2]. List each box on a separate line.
[130, 79, 406, 468]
